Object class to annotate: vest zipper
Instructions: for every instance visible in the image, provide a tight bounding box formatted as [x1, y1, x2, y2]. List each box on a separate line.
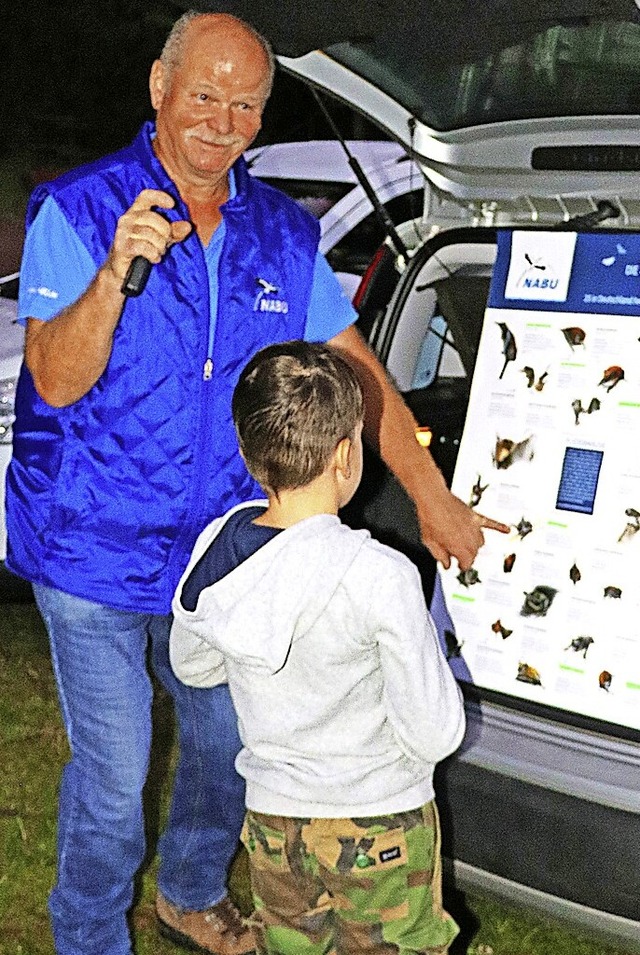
[203, 358, 213, 381]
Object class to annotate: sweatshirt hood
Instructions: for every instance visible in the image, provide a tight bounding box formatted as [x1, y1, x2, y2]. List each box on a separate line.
[171, 503, 370, 677]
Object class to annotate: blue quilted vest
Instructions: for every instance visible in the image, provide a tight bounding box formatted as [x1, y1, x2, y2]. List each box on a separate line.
[6, 123, 320, 612]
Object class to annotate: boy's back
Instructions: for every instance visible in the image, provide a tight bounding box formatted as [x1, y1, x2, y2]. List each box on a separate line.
[170, 340, 465, 954]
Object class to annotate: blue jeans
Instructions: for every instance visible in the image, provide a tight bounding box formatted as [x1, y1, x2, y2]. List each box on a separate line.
[33, 584, 246, 955]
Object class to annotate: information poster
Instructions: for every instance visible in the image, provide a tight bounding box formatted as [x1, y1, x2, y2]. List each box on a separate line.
[439, 230, 640, 730]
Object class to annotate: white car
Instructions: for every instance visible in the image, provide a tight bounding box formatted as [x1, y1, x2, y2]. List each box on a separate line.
[264, 5, 640, 948]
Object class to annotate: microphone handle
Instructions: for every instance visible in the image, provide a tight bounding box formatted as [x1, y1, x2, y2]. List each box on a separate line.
[121, 256, 152, 297]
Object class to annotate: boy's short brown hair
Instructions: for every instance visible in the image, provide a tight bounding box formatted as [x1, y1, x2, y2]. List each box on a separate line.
[232, 341, 364, 492]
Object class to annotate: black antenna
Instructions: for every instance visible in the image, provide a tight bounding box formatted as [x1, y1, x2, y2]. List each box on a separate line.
[310, 87, 409, 260]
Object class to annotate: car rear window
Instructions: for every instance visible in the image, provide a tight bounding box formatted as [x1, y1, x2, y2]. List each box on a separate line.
[327, 19, 640, 132]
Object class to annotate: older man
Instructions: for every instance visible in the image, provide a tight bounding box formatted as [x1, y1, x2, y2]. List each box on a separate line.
[7, 10, 505, 955]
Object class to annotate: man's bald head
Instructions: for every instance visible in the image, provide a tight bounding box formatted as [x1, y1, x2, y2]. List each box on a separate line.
[159, 11, 275, 95]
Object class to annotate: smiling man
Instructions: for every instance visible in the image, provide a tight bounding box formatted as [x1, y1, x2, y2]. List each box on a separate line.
[6, 10, 504, 955]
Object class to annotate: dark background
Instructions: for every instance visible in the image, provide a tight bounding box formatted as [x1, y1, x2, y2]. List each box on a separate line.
[5, 1, 178, 168]
[3, 0, 377, 176]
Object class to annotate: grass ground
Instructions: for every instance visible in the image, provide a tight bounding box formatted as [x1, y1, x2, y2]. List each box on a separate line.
[0, 601, 635, 955]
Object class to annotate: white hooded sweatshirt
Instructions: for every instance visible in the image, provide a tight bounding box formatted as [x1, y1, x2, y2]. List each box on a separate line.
[170, 501, 465, 818]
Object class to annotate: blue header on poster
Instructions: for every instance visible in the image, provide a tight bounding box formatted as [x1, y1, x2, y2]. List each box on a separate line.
[489, 229, 640, 315]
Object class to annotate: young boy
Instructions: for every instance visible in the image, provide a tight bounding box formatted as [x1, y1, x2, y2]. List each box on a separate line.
[170, 341, 465, 955]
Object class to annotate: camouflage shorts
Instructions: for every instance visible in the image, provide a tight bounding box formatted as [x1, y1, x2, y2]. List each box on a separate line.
[240, 800, 459, 954]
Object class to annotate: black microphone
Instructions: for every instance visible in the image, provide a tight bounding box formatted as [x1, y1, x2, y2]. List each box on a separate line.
[121, 256, 152, 297]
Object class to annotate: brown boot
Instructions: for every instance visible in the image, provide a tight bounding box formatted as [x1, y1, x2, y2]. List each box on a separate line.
[156, 891, 256, 955]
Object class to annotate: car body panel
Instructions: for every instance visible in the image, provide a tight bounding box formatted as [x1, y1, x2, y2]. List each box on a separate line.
[280, 14, 640, 219]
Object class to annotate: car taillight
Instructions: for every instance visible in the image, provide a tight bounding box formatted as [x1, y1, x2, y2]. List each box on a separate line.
[353, 244, 402, 342]
[353, 244, 390, 312]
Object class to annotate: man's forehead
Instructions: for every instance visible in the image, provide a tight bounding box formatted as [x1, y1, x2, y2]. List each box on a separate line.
[176, 60, 270, 102]
[180, 20, 271, 87]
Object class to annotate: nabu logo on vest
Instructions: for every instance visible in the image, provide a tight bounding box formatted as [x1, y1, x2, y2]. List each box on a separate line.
[254, 277, 289, 314]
